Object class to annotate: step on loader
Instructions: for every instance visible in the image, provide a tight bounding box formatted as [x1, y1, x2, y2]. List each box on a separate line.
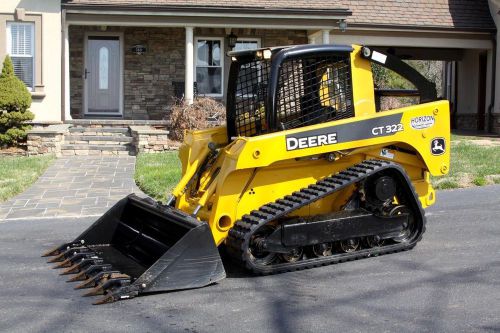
[43, 44, 450, 304]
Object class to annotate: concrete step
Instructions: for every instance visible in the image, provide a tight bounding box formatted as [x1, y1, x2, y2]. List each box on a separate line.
[61, 149, 134, 156]
[66, 119, 168, 127]
[61, 144, 131, 151]
[69, 127, 130, 135]
[64, 135, 133, 143]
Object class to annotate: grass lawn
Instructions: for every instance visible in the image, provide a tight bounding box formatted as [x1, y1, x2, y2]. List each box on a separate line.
[134, 135, 500, 200]
[135, 151, 182, 202]
[432, 134, 500, 190]
[0, 154, 56, 202]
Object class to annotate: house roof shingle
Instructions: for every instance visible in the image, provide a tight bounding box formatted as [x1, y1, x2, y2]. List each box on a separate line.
[342, 0, 495, 31]
[62, 0, 496, 32]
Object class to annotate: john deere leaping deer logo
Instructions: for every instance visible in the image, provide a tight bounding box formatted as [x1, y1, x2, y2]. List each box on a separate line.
[431, 138, 446, 156]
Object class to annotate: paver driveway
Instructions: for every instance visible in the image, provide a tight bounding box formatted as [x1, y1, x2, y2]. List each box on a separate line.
[0, 156, 143, 220]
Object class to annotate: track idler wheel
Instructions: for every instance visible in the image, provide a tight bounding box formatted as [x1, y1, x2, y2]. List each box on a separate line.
[248, 225, 278, 266]
[389, 205, 414, 243]
[365, 235, 385, 248]
[312, 243, 333, 257]
[338, 238, 360, 253]
[281, 247, 303, 263]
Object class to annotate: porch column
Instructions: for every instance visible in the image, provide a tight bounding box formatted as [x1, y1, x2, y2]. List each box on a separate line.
[63, 23, 72, 120]
[485, 48, 493, 132]
[322, 29, 330, 44]
[185, 26, 194, 105]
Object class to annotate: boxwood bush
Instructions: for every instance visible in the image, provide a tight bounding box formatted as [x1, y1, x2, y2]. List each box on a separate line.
[0, 55, 34, 146]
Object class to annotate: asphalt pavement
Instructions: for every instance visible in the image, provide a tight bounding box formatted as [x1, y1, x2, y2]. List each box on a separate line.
[1, 185, 499, 333]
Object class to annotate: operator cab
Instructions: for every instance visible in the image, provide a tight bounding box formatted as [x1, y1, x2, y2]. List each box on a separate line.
[226, 44, 438, 140]
[226, 44, 355, 139]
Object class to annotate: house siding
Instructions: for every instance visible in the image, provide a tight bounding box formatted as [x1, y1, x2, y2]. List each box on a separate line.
[69, 26, 307, 119]
[0, 0, 61, 122]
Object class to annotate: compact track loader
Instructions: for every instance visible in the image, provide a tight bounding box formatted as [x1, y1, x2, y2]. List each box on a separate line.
[43, 44, 450, 304]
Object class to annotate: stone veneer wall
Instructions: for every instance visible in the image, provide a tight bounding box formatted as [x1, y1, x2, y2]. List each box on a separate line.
[69, 26, 185, 120]
[454, 113, 500, 133]
[130, 126, 170, 153]
[69, 26, 308, 120]
[27, 125, 70, 156]
[491, 114, 500, 134]
[454, 113, 480, 131]
[27, 123, 175, 156]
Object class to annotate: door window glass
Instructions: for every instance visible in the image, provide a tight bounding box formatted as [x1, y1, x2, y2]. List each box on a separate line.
[99, 46, 109, 90]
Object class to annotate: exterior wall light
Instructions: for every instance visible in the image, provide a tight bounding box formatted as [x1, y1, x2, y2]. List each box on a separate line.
[339, 20, 347, 32]
[228, 32, 238, 49]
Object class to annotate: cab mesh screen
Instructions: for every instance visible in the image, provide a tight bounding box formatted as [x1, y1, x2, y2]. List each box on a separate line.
[276, 55, 354, 130]
[232, 53, 354, 137]
[233, 59, 271, 137]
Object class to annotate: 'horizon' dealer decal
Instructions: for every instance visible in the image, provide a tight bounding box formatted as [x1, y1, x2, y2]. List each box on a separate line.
[285, 113, 403, 151]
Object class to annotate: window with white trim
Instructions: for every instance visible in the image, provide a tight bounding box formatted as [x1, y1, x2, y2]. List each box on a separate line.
[6, 22, 35, 90]
[195, 38, 223, 96]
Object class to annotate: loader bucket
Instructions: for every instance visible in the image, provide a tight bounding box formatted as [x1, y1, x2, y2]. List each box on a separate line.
[43, 194, 226, 304]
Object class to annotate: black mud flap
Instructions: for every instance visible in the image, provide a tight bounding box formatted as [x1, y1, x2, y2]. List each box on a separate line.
[42, 194, 226, 304]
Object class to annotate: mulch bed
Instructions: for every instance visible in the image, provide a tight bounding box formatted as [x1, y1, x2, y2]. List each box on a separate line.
[0, 146, 28, 156]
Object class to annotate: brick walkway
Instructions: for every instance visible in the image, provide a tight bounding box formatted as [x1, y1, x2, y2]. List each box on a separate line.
[0, 156, 144, 220]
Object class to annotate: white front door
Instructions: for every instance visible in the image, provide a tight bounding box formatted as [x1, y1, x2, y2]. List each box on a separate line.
[85, 36, 121, 116]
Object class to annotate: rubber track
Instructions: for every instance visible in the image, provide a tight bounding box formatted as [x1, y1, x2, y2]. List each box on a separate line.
[226, 159, 426, 274]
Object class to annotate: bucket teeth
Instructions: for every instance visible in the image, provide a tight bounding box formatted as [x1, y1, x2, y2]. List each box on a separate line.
[47, 252, 68, 263]
[52, 252, 97, 269]
[75, 276, 99, 290]
[47, 247, 90, 263]
[42, 240, 86, 257]
[66, 264, 113, 283]
[66, 270, 90, 283]
[92, 286, 138, 305]
[82, 275, 131, 297]
[60, 258, 104, 275]
[93, 293, 117, 305]
[83, 284, 105, 297]
[74, 270, 120, 290]
[52, 257, 74, 269]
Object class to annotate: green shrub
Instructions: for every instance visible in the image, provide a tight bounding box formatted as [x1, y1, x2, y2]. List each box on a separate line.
[0, 55, 34, 146]
[472, 176, 487, 186]
[433, 178, 459, 190]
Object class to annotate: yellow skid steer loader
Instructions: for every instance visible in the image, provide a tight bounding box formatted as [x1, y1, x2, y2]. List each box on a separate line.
[43, 44, 450, 304]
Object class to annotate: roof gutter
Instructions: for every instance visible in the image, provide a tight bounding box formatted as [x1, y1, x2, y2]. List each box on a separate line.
[62, 4, 351, 19]
[346, 23, 496, 34]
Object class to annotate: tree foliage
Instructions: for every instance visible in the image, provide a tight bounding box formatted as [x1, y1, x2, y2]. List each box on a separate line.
[372, 60, 443, 110]
[0, 55, 34, 146]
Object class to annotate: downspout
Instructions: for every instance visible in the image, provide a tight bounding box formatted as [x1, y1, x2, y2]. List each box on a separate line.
[487, 33, 496, 133]
[61, 9, 66, 121]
